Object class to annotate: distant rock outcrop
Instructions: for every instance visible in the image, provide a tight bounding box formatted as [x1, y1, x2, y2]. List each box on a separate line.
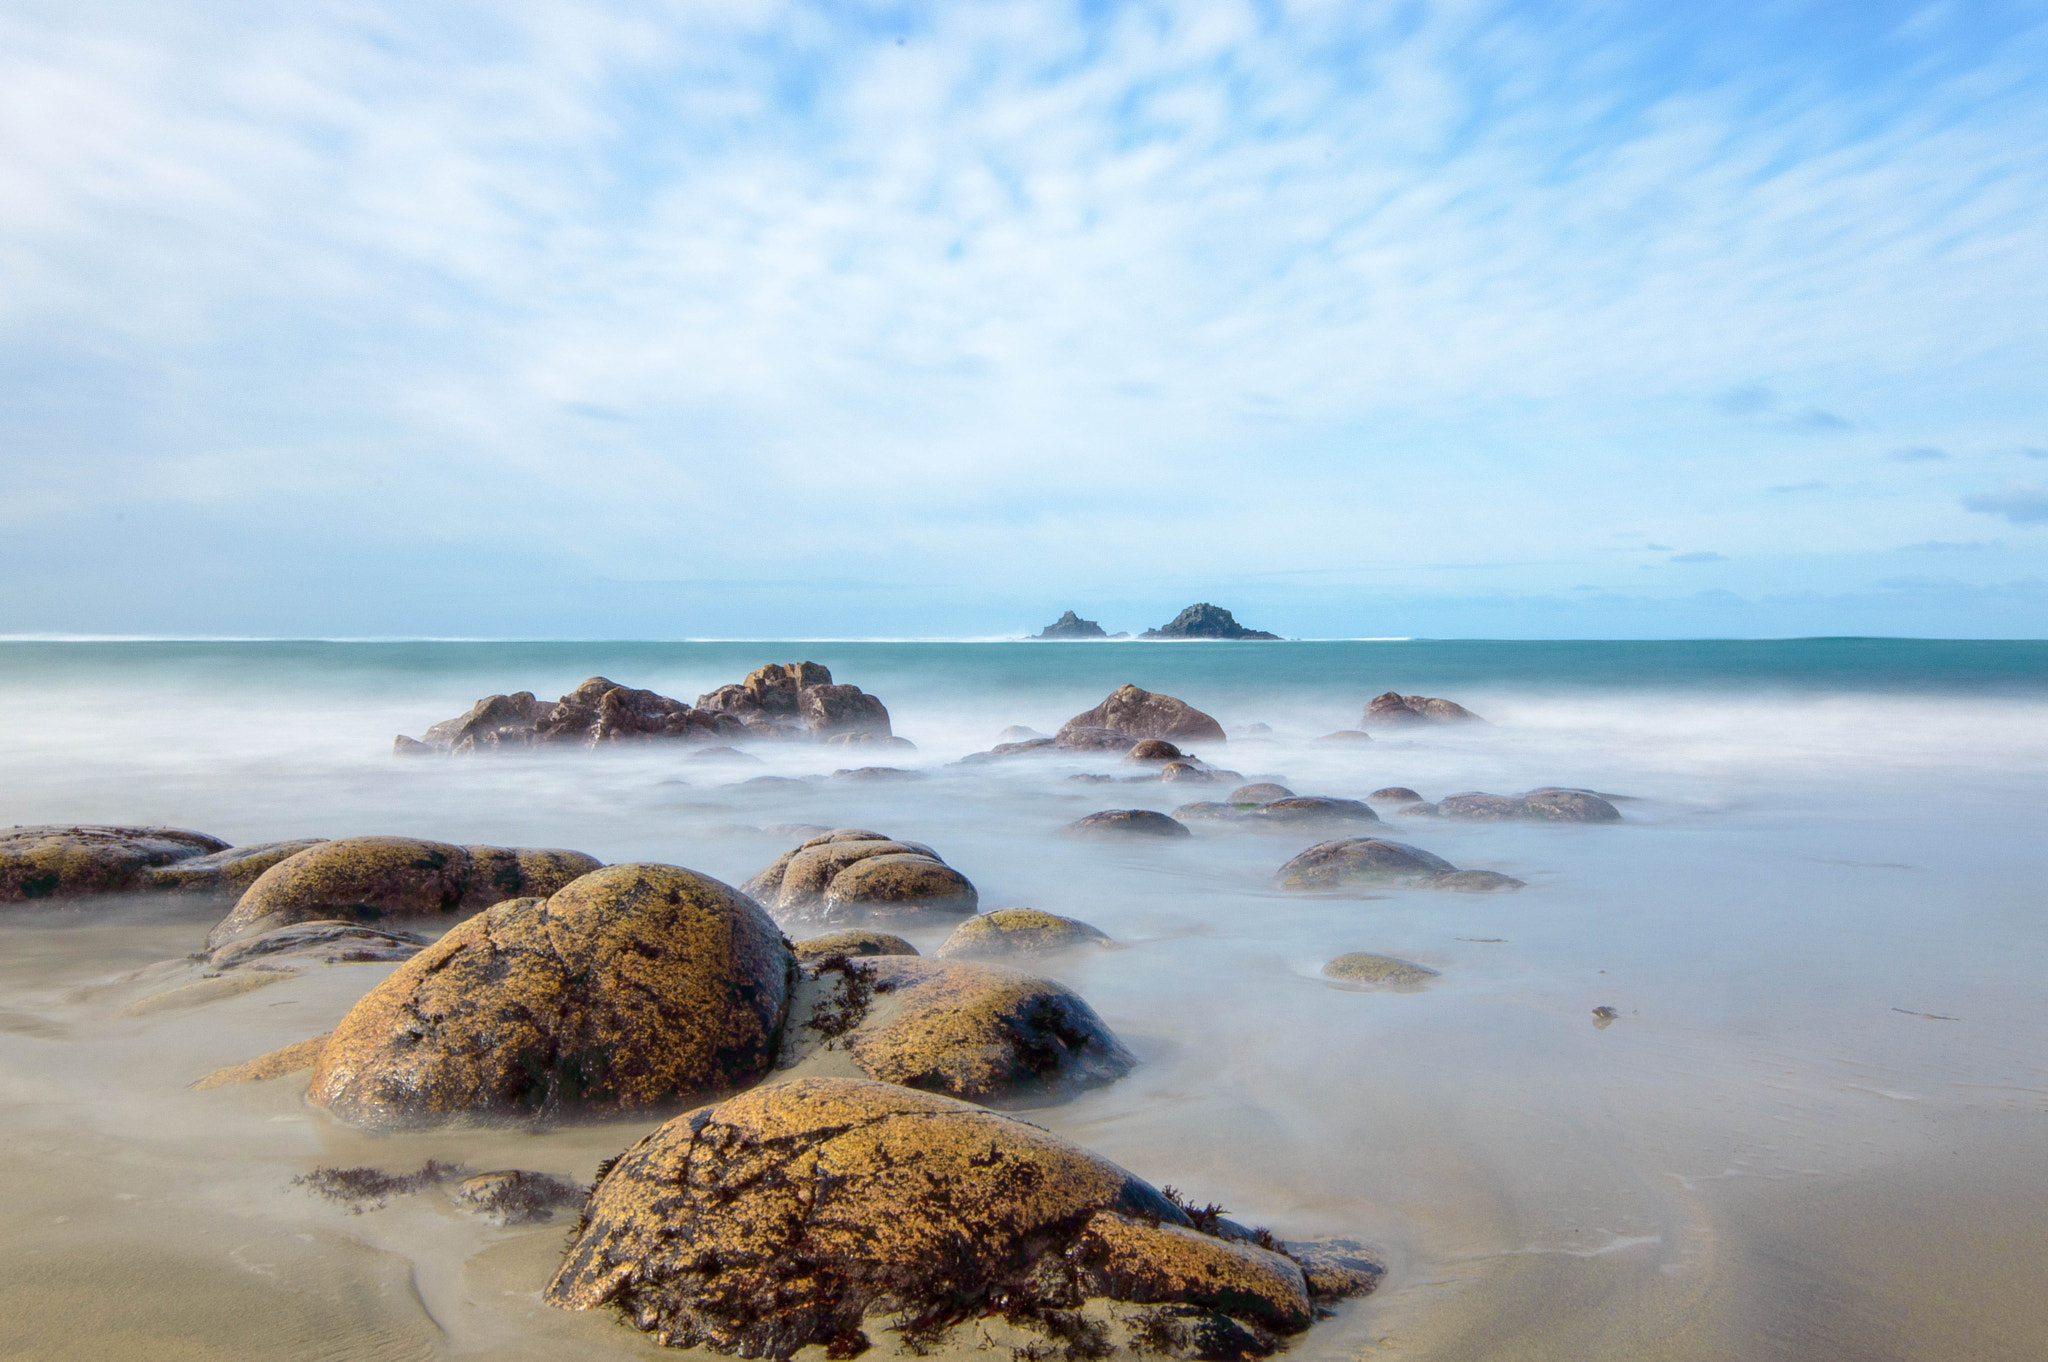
[1139, 603, 1281, 640]
[1033, 610, 1110, 639]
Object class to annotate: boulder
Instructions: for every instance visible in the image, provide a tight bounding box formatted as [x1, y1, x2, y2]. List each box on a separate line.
[1322, 953, 1439, 988]
[1395, 802, 1440, 818]
[997, 725, 1047, 741]
[694, 663, 894, 741]
[934, 908, 1113, 961]
[1054, 725, 1145, 752]
[408, 679, 746, 754]
[791, 930, 920, 962]
[1436, 791, 1621, 823]
[824, 732, 916, 751]
[1125, 739, 1185, 762]
[1433, 793, 1526, 821]
[829, 766, 920, 782]
[1063, 810, 1193, 839]
[1158, 761, 1216, 783]
[1, 824, 229, 904]
[1426, 870, 1525, 892]
[1138, 603, 1282, 641]
[205, 921, 428, 971]
[770, 840, 932, 912]
[793, 957, 1132, 1104]
[1033, 610, 1110, 640]
[1249, 797, 1379, 827]
[306, 864, 795, 1130]
[990, 737, 1059, 756]
[820, 855, 978, 921]
[1313, 730, 1374, 743]
[799, 684, 892, 739]
[547, 1078, 1328, 1356]
[1367, 787, 1424, 804]
[140, 839, 329, 898]
[1059, 684, 1226, 744]
[1169, 801, 1252, 821]
[204, 837, 602, 949]
[1360, 692, 1482, 726]
[1229, 783, 1294, 803]
[1275, 839, 1456, 892]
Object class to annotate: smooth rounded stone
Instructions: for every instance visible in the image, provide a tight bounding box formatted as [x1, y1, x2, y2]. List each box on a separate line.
[547, 1077, 1316, 1354]
[1, 824, 230, 904]
[819, 854, 979, 921]
[1275, 839, 1456, 892]
[1229, 782, 1294, 803]
[824, 732, 917, 751]
[1125, 739, 1185, 762]
[800, 828, 896, 847]
[1367, 786, 1424, 804]
[791, 929, 920, 961]
[140, 839, 329, 897]
[688, 746, 760, 763]
[772, 840, 935, 912]
[816, 956, 1133, 1103]
[1068, 772, 1115, 783]
[1361, 692, 1483, 726]
[205, 920, 429, 971]
[1426, 870, 1526, 893]
[1249, 797, 1380, 826]
[204, 837, 601, 949]
[829, 766, 921, 782]
[1394, 801, 1440, 817]
[1313, 730, 1374, 743]
[997, 725, 1047, 741]
[1064, 809, 1193, 839]
[306, 864, 794, 1130]
[1157, 761, 1217, 783]
[1170, 801, 1254, 821]
[934, 908, 1113, 961]
[449, 1170, 586, 1226]
[1434, 793, 1526, 821]
[1060, 684, 1227, 744]
[1321, 953, 1440, 988]
[728, 775, 814, 793]
[1521, 789, 1623, 822]
[1527, 784, 1636, 802]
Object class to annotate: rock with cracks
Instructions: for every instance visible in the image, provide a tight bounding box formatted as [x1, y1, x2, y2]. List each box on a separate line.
[1059, 684, 1226, 745]
[1, 825, 229, 904]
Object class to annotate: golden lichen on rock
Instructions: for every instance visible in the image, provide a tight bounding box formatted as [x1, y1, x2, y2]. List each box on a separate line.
[306, 864, 794, 1130]
[934, 907, 1112, 961]
[1, 824, 230, 904]
[742, 829, 976, 924]
[190, 1033, 332, 1090]
[791, 929, 919, 961]
[1320, 953, 1439, 989]
[545, 1076, 1324, 1358]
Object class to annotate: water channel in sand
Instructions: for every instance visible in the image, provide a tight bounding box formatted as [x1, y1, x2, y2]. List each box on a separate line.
[2, 639, 2046, 1360]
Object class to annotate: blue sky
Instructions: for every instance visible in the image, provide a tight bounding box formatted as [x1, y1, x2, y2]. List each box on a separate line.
[2, 0, 2045, 638]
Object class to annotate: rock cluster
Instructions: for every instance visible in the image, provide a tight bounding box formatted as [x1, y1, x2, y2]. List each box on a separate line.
[1060, 683, 1226, 744]
[742, 829, 978, 922]
[1276, 838, 1524, 893]
[1139, 603, 1282, 641]
[1172, 793, 1380, 828]
[1360, 692, 1482, 726]
[307, 864, 795, 1130]
[1031, 610, 1113, 639]
[1, 824, 230, 903]
[695, 662, 893, 741]
[204, 836, 602, 949]
[547, 1078, 1365, 1357]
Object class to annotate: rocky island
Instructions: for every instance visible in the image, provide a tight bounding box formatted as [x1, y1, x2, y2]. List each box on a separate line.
[1031, 610, 1123, 639]
[1139, 603, 1281, 640]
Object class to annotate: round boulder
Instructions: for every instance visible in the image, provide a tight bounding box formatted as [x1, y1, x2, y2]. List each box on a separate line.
[546, 1077, 1312, 1354]
[1313, 730, 1373, 744]
[792, 929, 920, 962]
[1170, 801, 1251, 821]
[772, 839, 932, 912]
[1060, 684, 1226, 744]
[1367, 787, 1424, 804]
[1125, 739, 1184, 763]
[1322, 953, 1439, 988]
[1276, 839, 1455, 892]
[141, 839, 329, 898]
[934, 908, 1112, 961]
[2, 824, 230, 904]
[819, 854, 978, 921]
[1435, 793, 1529, 821]
[1064, 810, 1192, 839]
[1249, 797, 1379, 827]
[1427, 870, 1526, 892]
[1228, 783, 1294, 803]
[306, 863, 794, 1130]
[1521, 789, 1623, 822]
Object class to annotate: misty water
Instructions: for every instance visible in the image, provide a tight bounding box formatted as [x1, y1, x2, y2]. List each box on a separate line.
[3, 639, 2046, 1360]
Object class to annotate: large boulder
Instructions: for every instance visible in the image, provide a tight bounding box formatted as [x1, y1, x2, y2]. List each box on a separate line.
[934, 908, 1113, 961]
[409, 678, 749, 753]
[1059, 684, 1226, 744]
[695, 663, 893, 740]
[1275, 839, 1455, 891]
[140, 839, 329, 898]
[307, 864, 795, 1129]
[548, 1078, 1335, 1356]
[1360, 692, 1482, 726]
[743, 830, 974, 923]
[1436, 790, 1621, 823]
[790, 929, 919, 962]
[1229, 782, 1294, 803]
[1, 824, 230, 904]
[790, 956, 1132, 1104]
[1249, 797, 1379, 827]
[1138, 603, 1281, 641]
[1063, 810, 1192, 839]
[204, 836, 602, 949]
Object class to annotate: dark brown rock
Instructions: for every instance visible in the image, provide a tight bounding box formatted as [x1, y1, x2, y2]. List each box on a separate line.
[1064, 810, 1193, 839]
[799, 684, 892, 739]
[1054, 725, 1144, 751]
[1275, 839, 1456, 891]
[449, 1170, 586, 1225]
[1060, 684, 1226, 744]
[1367, 787, 1424, 804]
[306, 863, 795, 1130]
[1249, 797, 1379, 826]
[545, 1078, 1317, 1355]
[1360, 692, 1483, 726]
[1228, 783, 1294, 803]
[1125, 739, 1185, 762]
[0, 824, 229, 904]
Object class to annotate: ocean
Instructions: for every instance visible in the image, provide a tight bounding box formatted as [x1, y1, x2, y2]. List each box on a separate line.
[2, 637, 2045, 1360]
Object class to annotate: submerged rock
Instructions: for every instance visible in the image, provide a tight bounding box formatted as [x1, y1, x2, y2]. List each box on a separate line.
[1275, 839, 1456, 891]
[204, 837, 601, 949]
[1360, 692, 1483, 726]
[1063, 809, 1193, 839]
[450, 1170, 586, 1226]
[1367, 786, 1424, 804]
[205, 920, 428, 971]
[1033, 609, 1110, 639]
[306, 863, 794, 1130]
[1249, 797, 1379, 827]
[1436, 791, 1621, 823]
[547, 1077, 1332, 1355]
[189, 1033, 332, 1090]
[1426, 870, 1526, 892]
[934, 908, 1113, 961]
[1125, 739, 1185, 762]
[1313, 730, 1374, 744]
[790, 929, 919, 962]
[1322, 953, 1439, 988]
[997, 725, 1047, 741]
[1138, 603, 1282, 641]
[1, 824, 230, 904]
[1229, 782, 1294, 803]
[1169, 801, 1253, 821]
[141, 839, 329, 898]
[1060, 684, 1226, 745]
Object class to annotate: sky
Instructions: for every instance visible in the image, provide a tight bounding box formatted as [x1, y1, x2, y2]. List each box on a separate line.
[2, 0, 2046, 639]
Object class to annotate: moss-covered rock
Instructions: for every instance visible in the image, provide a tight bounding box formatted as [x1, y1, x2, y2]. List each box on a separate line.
[204, 920, 428, 971]
[1169, 801, 1254, 822]
[1321, 953, 1439, 988]
[771, 839, 929, 913]
[818, 855, 979, 921]
[934, 908, 1112, 961]
[546, 1077, 1319, 1355]
[1063, 809, 1192, 839]
[790, 929, 919, 962]
[1, 824, 229, 904]
[204, 836, 601, 949]
[140, 839, 329, 897]
[1275, 838, 1455, 891]
[306, 864, 794, 1130]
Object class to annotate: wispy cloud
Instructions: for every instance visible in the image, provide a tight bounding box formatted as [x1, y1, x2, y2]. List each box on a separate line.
[1962, 483, 2048, 525]
[1670, 551, 1729, 563]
